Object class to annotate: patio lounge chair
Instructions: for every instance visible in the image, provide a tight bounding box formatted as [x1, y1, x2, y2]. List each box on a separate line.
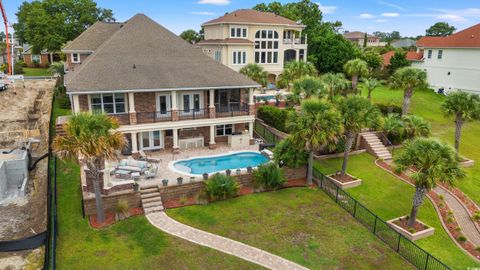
[115, 159, 149, 174]
[139, 150, 161, 163]
[261, 149, 274, 159]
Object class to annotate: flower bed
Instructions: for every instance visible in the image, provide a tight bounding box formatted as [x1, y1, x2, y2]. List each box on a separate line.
[388, 216, 434, 241]
[89, 207, 144, 229]
[327, 173, 362, 189]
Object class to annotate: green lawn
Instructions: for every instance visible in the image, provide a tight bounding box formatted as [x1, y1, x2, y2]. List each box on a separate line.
[168, 188, 414, 270]
[23, 67, 51, 76]
[366, 86, 480, 205]
[315, 154, 480, 269]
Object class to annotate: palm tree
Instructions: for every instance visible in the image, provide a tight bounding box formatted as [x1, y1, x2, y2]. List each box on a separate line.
[281, 61, 317, 88]
[339, 96, 379, 177]
[287, 99, 343, 185]
[343, 58, 369, 93]
[362, 77, 380, 101]
[320, 72, 350, 101]
[402, 115, 431, 139]
[395, 138, 464, 227]
[381, 114, 404, 144]
[239, 63, 268, 87]
[389, 67, 427, 116]
[441, 91, 480, 153]
[53, 113, 127, 222]
[49, 61, 65, 77]
[292, 75, 326, 99]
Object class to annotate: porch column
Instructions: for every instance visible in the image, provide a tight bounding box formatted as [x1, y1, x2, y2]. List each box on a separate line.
[172, 128, 180, 153]
[171, 90, 178, 121]
[249, 122, 255, 145]
[208, 89, 216, 118]
[128, 92, 137, 124]
[131, 132, 138, 153]
[209, 124, 216, 149]
[295, 49, 300, 61]
[72, 94, 80, 114]
[248, 88, 256, 115]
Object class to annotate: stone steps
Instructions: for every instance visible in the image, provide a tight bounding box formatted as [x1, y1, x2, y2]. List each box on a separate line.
[361, 132, 393, 160]
[140, 186, 164, 214]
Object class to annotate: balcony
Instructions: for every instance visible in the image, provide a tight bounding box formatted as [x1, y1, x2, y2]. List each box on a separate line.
[283, 37, 306, 45]
[216, 103, 249, 118]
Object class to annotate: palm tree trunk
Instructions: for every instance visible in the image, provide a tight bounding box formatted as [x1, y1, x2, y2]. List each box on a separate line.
[352, 74, 358, 94]
[367, 90, 372, 102]
[307, 150, 314, 186]
[87, 161, 105, 222]
[454, 113, 463, 154]
[402, 88, 413, 116]
[408, 186, 427, 227]
[341, 131, 355, 177]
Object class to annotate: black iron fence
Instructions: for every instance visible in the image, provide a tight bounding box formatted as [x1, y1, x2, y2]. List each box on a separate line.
[216, 103, 249, 118]
[178, 108, 209, 121]
[312, 168, 451, 270]
[254, 120, 283, 144]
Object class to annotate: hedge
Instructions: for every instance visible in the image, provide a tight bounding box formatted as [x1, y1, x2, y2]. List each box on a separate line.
[257, 105, 289, 132]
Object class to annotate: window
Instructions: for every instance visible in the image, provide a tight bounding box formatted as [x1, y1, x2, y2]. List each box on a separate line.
[254, 30, 279, 64]
[216, 124, 233, 136]
[214, 51, 222, 62]
[31, 55, 41, 63]
[157, 94, 171, 115]
[230, 26, 247, 38]
[299, 49, 305, 61]
[90, 93, 126, 114]
[427, 50, 432, 59]
[71, 53, 80, 63]
[232, 51, 246, 65]
[437, 50, 443, 59]
[140, 130, 163, 150]
[180, 92, 203, 113]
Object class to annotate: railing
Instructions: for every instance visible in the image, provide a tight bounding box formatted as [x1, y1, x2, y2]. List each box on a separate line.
[254, 120, 283, 144]
[283, 37, 306, 45]
[136, 111, 172, 124]
[312, 167, 451, 270]
[178, 108, 209, 121]
[114, 113, 131, 125]
[216, 103, 249, 118]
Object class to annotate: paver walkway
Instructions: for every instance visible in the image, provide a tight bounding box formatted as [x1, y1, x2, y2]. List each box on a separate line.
[434, 187, 480, 246]
[146, 212, 309, 270]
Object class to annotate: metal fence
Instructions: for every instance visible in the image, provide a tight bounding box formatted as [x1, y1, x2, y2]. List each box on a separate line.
[254, 120, 283, 144]
[312, 168, 451, 270]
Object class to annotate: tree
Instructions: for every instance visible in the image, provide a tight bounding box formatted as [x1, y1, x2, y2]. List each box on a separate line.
[310, 32, 361, 73]
[441, 91, 480, 153]
[239, 64, 268, 87]
[53, 113, 126, 222]
[363, 32, 368, 48]
[389, 67, 427, 116]
[14, 0, 115, 53]
[320, 72, 350, 100]
[49, 61, 65, 77]
[389, 50, 411, 73]
[180, 29, 201, 44]
[343, 58, 369, 93]
[395, 138, 464, 227]
[292, 75, 325, 98]
[402, 115, 431, 139]
[362, 77, 380, 101]
[426, 22, 456, 37]
[361, 49, 383, 71]
[339, 96, 379, 177]
[280, 61, 317, 87]
[287, 99, 343, 184]
[273, 136, 308, 168]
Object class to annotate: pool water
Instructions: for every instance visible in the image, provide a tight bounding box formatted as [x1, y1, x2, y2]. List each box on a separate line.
[173, 152, 269, 175]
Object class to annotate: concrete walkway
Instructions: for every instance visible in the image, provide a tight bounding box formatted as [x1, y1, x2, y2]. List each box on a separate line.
[434, 187, 480, 246]
[146, 212, 309, 270]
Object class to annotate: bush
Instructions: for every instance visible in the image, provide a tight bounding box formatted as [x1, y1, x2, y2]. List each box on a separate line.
[273, 136, 308, 168]
[204, 174, 239, 201]
[457, 235, 467, 243]
[114, 199, 129, 220]
[473, 212, 480, 221]
[252, 163, 287, 190]
[257, 105, 289, 132]
[14, 61, 24, 74]
[376, 103, 402, 115]
[54, 85, 70, 109]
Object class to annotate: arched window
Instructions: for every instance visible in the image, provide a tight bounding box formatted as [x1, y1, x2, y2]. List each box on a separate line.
[254, 30, 279, 64]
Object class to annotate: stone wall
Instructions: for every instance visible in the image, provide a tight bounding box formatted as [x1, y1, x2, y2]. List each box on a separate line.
[83, 190, 141, 217]
[134, 92, 156, 113]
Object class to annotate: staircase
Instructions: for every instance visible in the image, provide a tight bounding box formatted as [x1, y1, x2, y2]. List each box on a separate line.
[140, 185, 164, 214]
[360, 132, 393, 160]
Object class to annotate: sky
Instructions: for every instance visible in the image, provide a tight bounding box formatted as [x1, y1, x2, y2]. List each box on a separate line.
[3, 0, 480, 37]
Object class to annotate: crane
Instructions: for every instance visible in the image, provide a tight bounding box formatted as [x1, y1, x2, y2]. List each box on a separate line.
[0, 0, 11, 75]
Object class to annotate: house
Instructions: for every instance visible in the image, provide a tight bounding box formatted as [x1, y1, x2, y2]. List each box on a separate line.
[391, 39, 416, 49]
[414, 23, 480, 94]
[23, 46, 60, 68]
[343, 31, 387, 47]
[382, 50, 424, 67]
[64, 14, 259, 154]
[197, 9, 308, 83]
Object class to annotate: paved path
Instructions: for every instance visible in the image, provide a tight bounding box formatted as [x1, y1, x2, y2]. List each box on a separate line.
[146, 212, 309, 270]
[434, 187, 480, 246]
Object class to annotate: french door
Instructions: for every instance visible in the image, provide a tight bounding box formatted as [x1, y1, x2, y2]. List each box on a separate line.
[140, 131, 163, 150]
[180, 92, 202, 114]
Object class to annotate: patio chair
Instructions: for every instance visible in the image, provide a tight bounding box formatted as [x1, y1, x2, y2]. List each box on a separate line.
[139, 150, 161, 163]
[145, 164, 158, 179]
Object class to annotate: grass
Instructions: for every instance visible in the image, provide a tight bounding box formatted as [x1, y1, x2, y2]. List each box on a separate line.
[366, 85, 480, 206]
[168, 188, 414, 270]
[315, 153, 480, 269]
[23, 67, 51, 76]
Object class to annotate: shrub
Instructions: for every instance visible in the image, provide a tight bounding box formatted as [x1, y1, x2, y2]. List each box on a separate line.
[204, 174, 239, 201]
[252, 163, 287, 190]
[402, 115, 431, 139]
[473, 211, 480, 221]
[457, 235, 467, 243]
[476, 246, 480, 252]
[257, 105, 289, 132]
[54, 85, 71, 109]
[381, 114, 403, 144]
[376, 103, 402, 115]
[114, 199, 129, 220]
[14, 61, 24, 74]
[273, 136, 308, 168]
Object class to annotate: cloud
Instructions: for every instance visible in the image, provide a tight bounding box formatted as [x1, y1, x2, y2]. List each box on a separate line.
[197, 0, 230, 5]
[375, 19, 388, 22]
[405, 8, 480, 23]
[316, 2, 338, 14]
[190, 11, 216, 16]
[381, 12, 399, 17]
[437, 14, 467, 22]
[357, 13, 375, 19]
[377, 1, 406, 11]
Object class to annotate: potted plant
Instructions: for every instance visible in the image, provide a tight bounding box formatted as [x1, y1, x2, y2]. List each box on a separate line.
[162, 179, 169, 187]
[226, 169, 231, 176]
[247, 166, 253, 173]
[202, 173, 209, 180]
[177, 177, 183, 185]
[132, 182, 139, 192]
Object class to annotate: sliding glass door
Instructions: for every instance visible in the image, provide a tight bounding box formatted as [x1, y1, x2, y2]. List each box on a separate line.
[140, 131, 163, 150]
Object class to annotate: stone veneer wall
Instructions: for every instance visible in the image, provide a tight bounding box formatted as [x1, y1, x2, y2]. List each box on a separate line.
[83, 190, 141, 217]
[79, 94, 89, 112]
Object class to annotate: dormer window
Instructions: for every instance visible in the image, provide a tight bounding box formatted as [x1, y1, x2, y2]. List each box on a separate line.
[230, 26, 247, 38]
[71, 53, 80, 63]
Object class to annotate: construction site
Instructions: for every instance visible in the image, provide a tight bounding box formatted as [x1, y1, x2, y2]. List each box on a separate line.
[0, 79, 56, 269]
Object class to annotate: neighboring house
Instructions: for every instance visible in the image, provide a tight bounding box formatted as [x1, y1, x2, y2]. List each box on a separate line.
[391, 39, 416, 49]
[64, 14, 259, 154]
[382, 50, 423, 67]
[414, 23, 480, 94]
[197, 9, 308, 83]
[343, 31, 387, 47]
[23, 46, 60, 68]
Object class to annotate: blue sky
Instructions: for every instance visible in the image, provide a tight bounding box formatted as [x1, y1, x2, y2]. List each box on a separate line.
[4, 0, 480, 37]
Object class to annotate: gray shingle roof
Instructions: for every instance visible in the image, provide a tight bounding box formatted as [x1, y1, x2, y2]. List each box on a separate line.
[63, 22, 124, 51]
[66, 14, 258, 93]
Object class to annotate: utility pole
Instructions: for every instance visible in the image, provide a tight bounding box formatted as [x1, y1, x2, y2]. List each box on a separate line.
[11, 29, 14, 75]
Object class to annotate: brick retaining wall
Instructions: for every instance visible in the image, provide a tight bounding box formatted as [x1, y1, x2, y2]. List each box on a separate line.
[83, 190, 141, 217]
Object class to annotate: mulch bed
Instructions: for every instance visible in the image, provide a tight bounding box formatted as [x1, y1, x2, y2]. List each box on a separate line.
[329, 174, 357, 183]
[393, 217, 428, 233]
[163, 197, 197, 209]
[89, 207, 144, 229]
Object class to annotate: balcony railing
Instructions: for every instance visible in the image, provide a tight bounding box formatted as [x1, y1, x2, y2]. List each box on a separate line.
[178, 108, 209, 121]
[283, 37, 306, 45]
[113, 113, 131, 125]
[136, 111, 172, 124]
[216, 103, 249, 118]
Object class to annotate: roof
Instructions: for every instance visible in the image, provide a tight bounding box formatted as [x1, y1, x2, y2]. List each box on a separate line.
[202, 9, 303, 27]
[416, 23, 480, 48]
[197, 38, 255, 45]
[343, 31, 377, 40]
[391, 39, 416, 48]
[65, 14, 258, 93]
[382, 51, 424, 66]
[23, 45, 52, 55]
[63, 22, 124, 51]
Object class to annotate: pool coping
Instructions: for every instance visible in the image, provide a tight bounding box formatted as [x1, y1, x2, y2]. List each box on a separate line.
[167, 150, 269, 178]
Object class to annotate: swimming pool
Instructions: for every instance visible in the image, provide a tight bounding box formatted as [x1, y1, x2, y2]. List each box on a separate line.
[172, 151, 269, 175]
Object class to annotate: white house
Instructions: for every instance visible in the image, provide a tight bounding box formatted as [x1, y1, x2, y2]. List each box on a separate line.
[414, 24, 480, 94]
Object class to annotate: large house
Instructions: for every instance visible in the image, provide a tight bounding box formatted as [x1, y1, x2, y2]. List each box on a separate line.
[63, 14, 259, 154]
[197, 9, 308, 83]
[343, 31, 386, 47]
[414, 23, 480, 94]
